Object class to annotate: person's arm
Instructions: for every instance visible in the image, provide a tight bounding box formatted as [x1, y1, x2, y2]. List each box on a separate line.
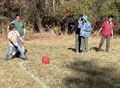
[9, 39, 18, 49]
[98, 21, 104, 35]
[23, 22, 26, 36]
[24, 28, 26, 36]
[8, 33, 18, 49]
[87, 23, 91, 31]
[78, 21, 82, 29]
[20, 37, 24, 43]
[98, 27, 102, 36]
[98, 27, 102, 33]
[111, 29, 114, 38]
[17, 31, 24, 43]
[10, 20, 16, 24]
[84, 22, 91, 32]
[111, 22, 116, 38]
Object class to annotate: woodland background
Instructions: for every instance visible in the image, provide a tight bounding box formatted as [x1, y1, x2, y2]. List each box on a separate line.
[0, 0, 120, 37]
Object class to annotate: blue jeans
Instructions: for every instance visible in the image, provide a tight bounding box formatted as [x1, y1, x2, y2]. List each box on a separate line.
[5, 43, 26, 60]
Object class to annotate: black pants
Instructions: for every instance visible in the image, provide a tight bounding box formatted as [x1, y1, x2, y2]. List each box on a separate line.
[76, 34, 81, 53]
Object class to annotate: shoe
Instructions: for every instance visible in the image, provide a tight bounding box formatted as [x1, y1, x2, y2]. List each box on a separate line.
[4, 55, 9, 60]
[96, 48, 101, 52]
[81, 52, 84, 55]
[22, 58, 27, 60]
[24, 49, 28, 54]
[12, 52, 16, 56]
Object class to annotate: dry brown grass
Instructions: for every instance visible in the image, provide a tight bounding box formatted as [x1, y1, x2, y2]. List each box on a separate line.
[0, 33, 120, 88]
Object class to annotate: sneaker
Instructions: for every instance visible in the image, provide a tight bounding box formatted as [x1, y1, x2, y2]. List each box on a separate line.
[81, 52, 85, 55]
[12, 52, 16, 56]
[24, 49, 28, 54]
[21, 57, 27, 60]
[96, 49, 101, 52]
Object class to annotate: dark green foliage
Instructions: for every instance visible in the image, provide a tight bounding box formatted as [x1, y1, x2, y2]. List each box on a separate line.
[0, 0, 120, 34]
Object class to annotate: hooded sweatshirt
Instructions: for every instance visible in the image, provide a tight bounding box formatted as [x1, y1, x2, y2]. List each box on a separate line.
[78, 15, 91, 37]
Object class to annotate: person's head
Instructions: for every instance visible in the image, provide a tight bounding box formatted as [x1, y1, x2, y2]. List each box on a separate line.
[9, 24, 15, 31]
[78, 14, 83, 20]
[15, 14, 20, 21]
[79, 14, 83, 18]
[108, 15, 114, 22]
[82, 15, 88, 23]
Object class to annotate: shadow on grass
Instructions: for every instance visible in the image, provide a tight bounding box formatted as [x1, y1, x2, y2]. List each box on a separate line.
[89, 47, 104, 52]
[68, 48, 76, 53]
[68, 48, 82, 53]
[63, 60, 120, 88]
[90, 47, 99, 51]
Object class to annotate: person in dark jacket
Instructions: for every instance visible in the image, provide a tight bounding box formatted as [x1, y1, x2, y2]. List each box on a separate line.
[75, 14, 83, 54]
[67, 16, 74, 35]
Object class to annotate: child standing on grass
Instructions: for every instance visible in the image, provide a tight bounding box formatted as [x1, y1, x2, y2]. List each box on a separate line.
[79, 15, 91, 54]
[5, 24, 26, 60]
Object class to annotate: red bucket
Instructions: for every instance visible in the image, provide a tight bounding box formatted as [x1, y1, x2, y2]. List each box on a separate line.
[42, 56, 50, 64]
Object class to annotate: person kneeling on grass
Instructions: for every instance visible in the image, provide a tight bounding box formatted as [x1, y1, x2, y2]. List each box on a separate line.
[78, 15, 91, 54]
[5, 24, 26, 60]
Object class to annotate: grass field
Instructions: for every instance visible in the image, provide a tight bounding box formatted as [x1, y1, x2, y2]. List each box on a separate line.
[0, 33, 120, 88]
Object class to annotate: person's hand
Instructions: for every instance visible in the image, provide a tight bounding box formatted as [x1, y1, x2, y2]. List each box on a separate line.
[110, 30, 113, 38]
[111, 34, 114, 38]
[98, 28, 102, 36]
[24, 29, 26, 36]
[98, 31, 101, 36]
[14, 45, 18, 49]
[22, 40, 25, 43]
[24, 31, 27, 35]
[20, 38, 25, 44]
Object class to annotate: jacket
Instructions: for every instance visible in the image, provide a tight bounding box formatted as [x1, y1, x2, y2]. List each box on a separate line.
[79, 15, 91, 37]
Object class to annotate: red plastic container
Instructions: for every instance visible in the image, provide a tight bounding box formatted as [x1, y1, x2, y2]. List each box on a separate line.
[42, 56, 50, 64]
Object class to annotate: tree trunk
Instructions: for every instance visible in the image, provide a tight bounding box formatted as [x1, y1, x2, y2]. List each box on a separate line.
[53, 0, 55, 14]
[4, 0, 11, 17]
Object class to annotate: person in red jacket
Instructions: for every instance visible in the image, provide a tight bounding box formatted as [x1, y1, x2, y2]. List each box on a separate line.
[98, 15, 115, 52]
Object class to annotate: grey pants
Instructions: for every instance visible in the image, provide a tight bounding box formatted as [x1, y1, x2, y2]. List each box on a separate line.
[99, 36, 111, 52]
[81, 36, 88, 52]
[75, 34, 81, 53]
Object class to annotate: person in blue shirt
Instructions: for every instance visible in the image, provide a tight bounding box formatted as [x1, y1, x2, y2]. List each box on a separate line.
[78, 15, 91, 54]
